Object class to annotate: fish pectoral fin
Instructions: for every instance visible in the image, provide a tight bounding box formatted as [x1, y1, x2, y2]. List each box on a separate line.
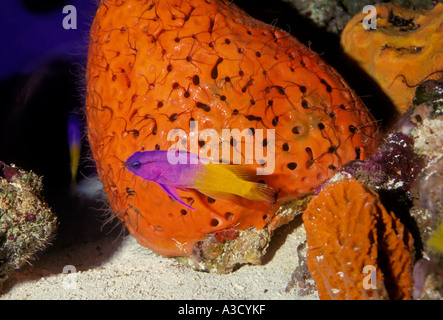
[158, 183, 196, 211]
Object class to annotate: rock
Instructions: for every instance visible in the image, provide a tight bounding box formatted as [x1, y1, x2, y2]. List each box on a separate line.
[0, 162, 57, 290]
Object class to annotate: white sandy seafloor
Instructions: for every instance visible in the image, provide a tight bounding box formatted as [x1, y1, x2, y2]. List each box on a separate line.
[0, 180, 318, 300]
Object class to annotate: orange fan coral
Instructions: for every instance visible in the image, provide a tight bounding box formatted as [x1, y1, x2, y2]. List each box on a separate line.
[341, 3, 443, 114]
[85, 0, 377, 259]
[303, 177, 413, 300]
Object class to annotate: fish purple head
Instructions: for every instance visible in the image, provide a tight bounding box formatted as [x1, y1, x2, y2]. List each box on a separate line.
[124, 150, 203, 210]
[125, 150, 202, 182]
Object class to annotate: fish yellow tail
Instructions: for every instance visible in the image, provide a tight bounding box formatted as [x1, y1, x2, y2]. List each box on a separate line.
[70, 144, 80, 185]
[192, 162, 276, 203]
[242, 181, 276, 203]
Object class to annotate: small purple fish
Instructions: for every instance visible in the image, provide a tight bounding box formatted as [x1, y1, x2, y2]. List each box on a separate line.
[125, 150, 276, 210]
[68, 113, 82, 185]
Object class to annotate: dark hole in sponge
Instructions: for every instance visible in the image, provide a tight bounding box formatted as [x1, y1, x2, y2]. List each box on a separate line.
[211, 219, 219, 227]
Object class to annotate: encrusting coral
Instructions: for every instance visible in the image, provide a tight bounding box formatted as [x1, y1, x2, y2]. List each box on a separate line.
[85, 0, 377, 270]
[339, 131, 423, 191]
[303, 177, 414, 300]
[341, 3, 443, 114]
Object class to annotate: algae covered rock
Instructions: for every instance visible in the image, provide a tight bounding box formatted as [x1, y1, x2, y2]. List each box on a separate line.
[0, 161, 57, 290]
[406, 80, 443, 248]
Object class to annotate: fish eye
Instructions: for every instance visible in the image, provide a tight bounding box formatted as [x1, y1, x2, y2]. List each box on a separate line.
[131, 161, 141, 169]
